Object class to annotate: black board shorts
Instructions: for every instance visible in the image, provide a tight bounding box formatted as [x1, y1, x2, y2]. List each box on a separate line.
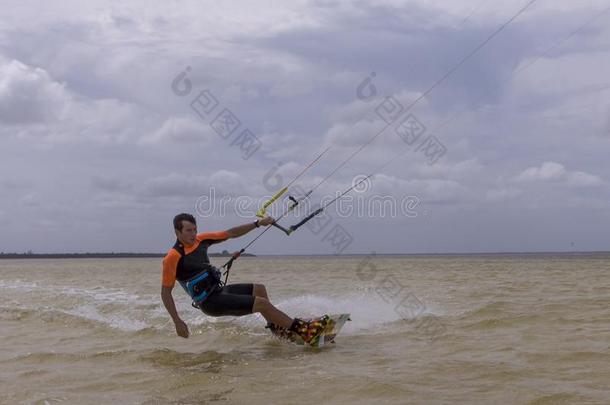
[199, 283, 255, 317]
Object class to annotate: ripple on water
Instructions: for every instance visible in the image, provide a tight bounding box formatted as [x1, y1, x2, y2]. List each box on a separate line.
[526, 393, 591, 405]
[139, 348, 242, 370]
[6, 349, 137, 364]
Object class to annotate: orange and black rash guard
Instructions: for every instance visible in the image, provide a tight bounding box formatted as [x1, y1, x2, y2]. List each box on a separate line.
[162, 231, 230, 288]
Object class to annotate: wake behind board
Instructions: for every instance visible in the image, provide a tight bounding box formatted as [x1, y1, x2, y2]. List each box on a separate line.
[269, 313, 351, 348]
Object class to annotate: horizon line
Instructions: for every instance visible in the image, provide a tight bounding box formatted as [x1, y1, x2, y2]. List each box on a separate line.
[1, 250, 609, 259]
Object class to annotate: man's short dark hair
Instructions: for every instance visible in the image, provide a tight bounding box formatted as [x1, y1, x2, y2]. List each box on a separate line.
[173, 213, 196, 231]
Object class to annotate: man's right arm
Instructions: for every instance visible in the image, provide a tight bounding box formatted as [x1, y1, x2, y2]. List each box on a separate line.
[161, 286, 189, 338]
[161, 250, 189, 338]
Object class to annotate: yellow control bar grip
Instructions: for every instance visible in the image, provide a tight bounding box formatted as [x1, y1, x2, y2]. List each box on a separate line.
[256, 187, 288, 218]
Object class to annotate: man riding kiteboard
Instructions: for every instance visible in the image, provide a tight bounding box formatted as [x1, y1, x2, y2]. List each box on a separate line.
[161, 213, 328, 343]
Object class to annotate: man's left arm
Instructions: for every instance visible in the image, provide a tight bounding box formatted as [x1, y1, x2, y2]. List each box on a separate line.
[226, 217, 275, 238]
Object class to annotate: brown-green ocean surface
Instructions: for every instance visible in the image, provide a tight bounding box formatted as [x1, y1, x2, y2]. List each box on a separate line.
[1, 254, 609, 404]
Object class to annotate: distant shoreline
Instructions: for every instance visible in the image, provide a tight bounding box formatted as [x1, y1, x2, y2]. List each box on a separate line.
[0, 252, 256, 259]
[0, 251, 608, 259]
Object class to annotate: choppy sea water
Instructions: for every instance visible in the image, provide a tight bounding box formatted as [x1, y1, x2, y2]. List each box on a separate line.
[1, 254, 609, 404]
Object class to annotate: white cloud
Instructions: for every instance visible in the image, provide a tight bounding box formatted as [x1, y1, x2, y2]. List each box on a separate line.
[139, 173, 209, 198]
[324, 119, 386, 148]
[566, 171, 604, 187]
[372, 173, 469, 203]
[516, 161, 604, 187]
[327, 96, 377, 123]
[0, 58, 70, 124]
[18, 192, 40, 207]
[139, 170, 252, 198]
[517, 161, 567, 182]
[414, 158, 483, 180]
[0, 56, 148, 143]
[209, 170, 248, 191]
[139, 116, 213, 145]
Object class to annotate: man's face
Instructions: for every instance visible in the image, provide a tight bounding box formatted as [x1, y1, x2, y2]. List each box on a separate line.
[176, 221, 197, 245]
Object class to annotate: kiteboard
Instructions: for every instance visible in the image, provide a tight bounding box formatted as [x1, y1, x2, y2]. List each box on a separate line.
[268, 313, 351, 347]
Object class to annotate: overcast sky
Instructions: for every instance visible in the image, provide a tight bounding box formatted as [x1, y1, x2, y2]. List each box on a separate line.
[1, 0, 609, 255]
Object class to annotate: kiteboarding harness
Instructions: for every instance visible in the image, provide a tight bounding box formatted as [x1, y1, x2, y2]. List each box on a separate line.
[173, 240, 223, 307]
